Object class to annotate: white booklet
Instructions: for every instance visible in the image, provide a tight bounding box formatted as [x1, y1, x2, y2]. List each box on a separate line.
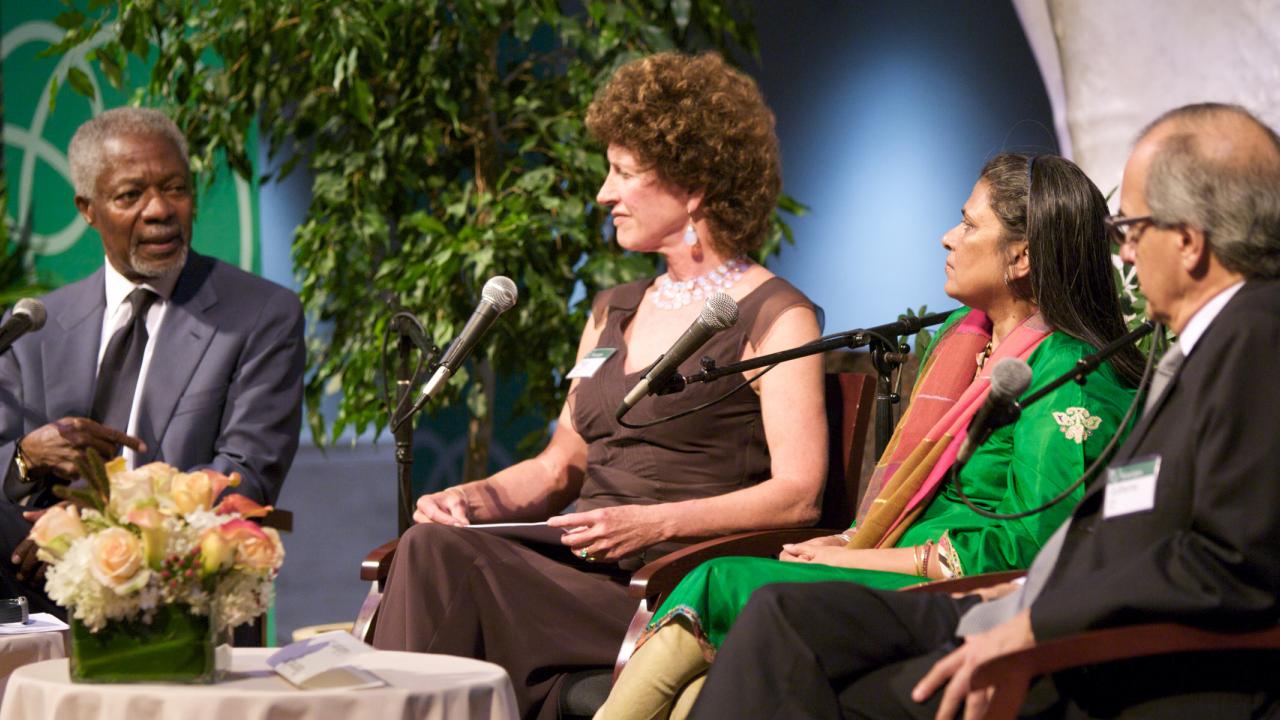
[267, 630, 387, 690]
[466, 522, 570, 546]
[0, 613, 68, 635]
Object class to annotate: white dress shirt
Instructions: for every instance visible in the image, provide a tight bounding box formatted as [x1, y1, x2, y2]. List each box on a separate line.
[98, 260, 180, 469]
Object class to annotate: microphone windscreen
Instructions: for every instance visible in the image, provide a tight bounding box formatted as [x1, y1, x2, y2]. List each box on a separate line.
[481, 276, 518, 312]
[700, 292, 739, 331]
[989, 357, 1032, 400]
[14, 298, 46, 330]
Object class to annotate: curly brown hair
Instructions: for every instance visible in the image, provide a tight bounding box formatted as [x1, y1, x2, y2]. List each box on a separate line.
[585, 51, 781, 257]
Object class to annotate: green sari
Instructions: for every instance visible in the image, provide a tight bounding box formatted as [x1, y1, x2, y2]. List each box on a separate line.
[644, 312, 1136, 655]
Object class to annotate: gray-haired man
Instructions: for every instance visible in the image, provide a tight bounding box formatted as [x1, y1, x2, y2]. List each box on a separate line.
[0, 108, 305, 614]
[689, 103, 1280, 719]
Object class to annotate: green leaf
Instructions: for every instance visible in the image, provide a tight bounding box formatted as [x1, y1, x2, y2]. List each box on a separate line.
[54, 9, 86, 30]
[65, 66, 96, 99]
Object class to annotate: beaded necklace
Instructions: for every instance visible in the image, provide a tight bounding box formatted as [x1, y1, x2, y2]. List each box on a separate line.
[651, 257, 750, 310]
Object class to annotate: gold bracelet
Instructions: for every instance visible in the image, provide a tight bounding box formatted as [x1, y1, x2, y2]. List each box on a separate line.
[912, 545, 924, 577]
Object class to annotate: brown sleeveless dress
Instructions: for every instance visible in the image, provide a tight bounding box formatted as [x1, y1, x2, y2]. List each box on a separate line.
[371, 276, 814, 719]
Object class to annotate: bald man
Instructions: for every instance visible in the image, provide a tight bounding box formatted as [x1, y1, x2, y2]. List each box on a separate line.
[687, 103, 1280, 720]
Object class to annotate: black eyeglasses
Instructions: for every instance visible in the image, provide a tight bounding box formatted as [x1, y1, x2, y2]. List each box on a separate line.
[1104, 215, 1156, 247]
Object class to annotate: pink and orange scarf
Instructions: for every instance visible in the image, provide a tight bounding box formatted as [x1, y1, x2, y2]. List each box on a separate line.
[848, 310, 1051, 549]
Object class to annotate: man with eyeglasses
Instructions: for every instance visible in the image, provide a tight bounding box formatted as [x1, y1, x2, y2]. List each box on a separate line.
[685, 102, 1280, 720]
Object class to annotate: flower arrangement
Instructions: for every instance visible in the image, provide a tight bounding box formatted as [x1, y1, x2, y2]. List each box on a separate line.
[27, 453, 284, 634]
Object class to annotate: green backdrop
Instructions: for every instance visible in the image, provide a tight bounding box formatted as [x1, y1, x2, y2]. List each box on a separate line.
[1, 0, 259, 288]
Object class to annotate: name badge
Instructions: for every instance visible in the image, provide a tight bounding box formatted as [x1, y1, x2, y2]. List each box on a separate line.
[1103, 455, 1160, 519]
[566, 347, 616, 379]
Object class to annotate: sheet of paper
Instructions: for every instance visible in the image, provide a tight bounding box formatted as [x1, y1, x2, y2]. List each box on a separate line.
[267, 630, 386, 690]
[466, 522, 570, 546]
[0, 613, 69, 635]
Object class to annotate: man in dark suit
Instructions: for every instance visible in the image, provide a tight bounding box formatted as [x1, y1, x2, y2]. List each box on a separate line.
[687, 103, 1280, 719]
[0, 108, 305, 613]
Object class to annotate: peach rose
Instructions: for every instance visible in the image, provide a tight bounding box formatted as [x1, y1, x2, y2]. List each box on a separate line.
[108, 463, 174, 515]
[89, 527, 150, 595]
[28, 505, 86, 559]
[239, 527, 284, 572]
[209, 519, 284, 573]
[169, 471, 214, 515]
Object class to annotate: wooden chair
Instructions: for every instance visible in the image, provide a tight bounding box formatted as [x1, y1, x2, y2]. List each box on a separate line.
[351, 371, 877, 664]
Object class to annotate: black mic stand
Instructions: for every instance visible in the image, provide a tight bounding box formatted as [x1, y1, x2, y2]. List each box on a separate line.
[673, 310, 956, 452]
[387, 313, 440, 535]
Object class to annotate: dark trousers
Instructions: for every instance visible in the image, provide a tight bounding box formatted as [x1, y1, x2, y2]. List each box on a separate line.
[687, 581, 973, 720]
[0, 500, 62, 617]
[687, 582, 1280, 720]
[371, 523, 637, 720]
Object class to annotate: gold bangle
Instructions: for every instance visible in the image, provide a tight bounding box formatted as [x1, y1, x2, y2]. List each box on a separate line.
[912, 545, 924, 577]
[919, 540, 935, 578]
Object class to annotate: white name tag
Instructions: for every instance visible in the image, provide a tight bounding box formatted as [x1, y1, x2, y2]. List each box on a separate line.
[566, 347, 616, 379]
[1103, 455, 1160, 519]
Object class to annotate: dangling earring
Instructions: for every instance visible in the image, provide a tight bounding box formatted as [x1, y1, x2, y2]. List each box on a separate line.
[683, 222, 698, 247]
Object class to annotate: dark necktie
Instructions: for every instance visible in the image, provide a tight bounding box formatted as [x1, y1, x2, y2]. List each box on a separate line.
[91, 288, 158, 432]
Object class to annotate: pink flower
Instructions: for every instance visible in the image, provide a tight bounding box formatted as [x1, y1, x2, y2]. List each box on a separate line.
[213, 494, 273, 519]
[202, 520, 284, 574]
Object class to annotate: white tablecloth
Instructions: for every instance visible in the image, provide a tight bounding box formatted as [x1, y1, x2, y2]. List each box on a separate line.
[0, 632, 66, 698]
[0, 647, 518, 720]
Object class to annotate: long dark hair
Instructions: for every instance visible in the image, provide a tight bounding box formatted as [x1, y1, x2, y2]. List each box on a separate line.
[981, 153, 1145, 387]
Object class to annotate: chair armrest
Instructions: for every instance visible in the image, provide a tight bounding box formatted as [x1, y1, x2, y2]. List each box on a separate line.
[971, 623, 1280, 720]
[628, 528, 833, 604]
[260, 509, 293, 533]
[900, 570, 1027, 595]
[361, 539, 399, 583]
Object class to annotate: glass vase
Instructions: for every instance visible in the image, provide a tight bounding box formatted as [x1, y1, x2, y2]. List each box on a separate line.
[69, 604, 216, 683]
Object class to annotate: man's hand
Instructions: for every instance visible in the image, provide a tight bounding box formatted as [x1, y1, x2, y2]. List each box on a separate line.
[912, 609, 1036, 720]
[779, 533, 846, 562]
[413, 487, 470, 526]
[10, 507, 52, 584]
[550, 505, 669, 563]
[20, 418, 145, 478]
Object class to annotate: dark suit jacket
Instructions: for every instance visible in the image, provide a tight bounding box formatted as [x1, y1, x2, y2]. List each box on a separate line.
[1032, 279, 1280, 639]
[0, 252, 305, 507]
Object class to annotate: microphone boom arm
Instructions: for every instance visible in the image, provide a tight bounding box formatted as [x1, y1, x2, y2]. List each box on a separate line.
[682, 309, 957, 386]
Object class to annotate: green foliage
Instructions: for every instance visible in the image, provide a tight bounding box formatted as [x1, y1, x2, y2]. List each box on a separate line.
[49, 0, 788, 475]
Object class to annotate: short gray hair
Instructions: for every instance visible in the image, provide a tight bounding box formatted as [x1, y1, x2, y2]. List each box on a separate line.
[68, 107, 190, 198]
[1141, 103, 1280, 280]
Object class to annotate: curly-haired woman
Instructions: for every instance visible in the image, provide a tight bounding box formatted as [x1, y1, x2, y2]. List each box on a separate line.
[372, 51, 827, 719]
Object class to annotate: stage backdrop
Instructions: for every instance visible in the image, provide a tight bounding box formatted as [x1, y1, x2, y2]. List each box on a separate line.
[747, 1, 1058, 338]
[1014, 0, 1280, 195]
[1, 0, 260, 286]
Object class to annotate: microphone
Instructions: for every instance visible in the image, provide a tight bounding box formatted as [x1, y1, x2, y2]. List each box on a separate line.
[955, 357, 1032, 465]
[616, 292, 739, 420]
[0, 298, 47, 356]
[418, 276, 519, 403]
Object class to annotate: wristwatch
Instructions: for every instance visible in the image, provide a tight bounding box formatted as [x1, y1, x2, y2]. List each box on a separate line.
[13, 441, 33, 484]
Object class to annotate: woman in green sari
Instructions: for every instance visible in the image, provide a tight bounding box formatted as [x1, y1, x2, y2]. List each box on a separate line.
[595, 153, 1146, 720]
